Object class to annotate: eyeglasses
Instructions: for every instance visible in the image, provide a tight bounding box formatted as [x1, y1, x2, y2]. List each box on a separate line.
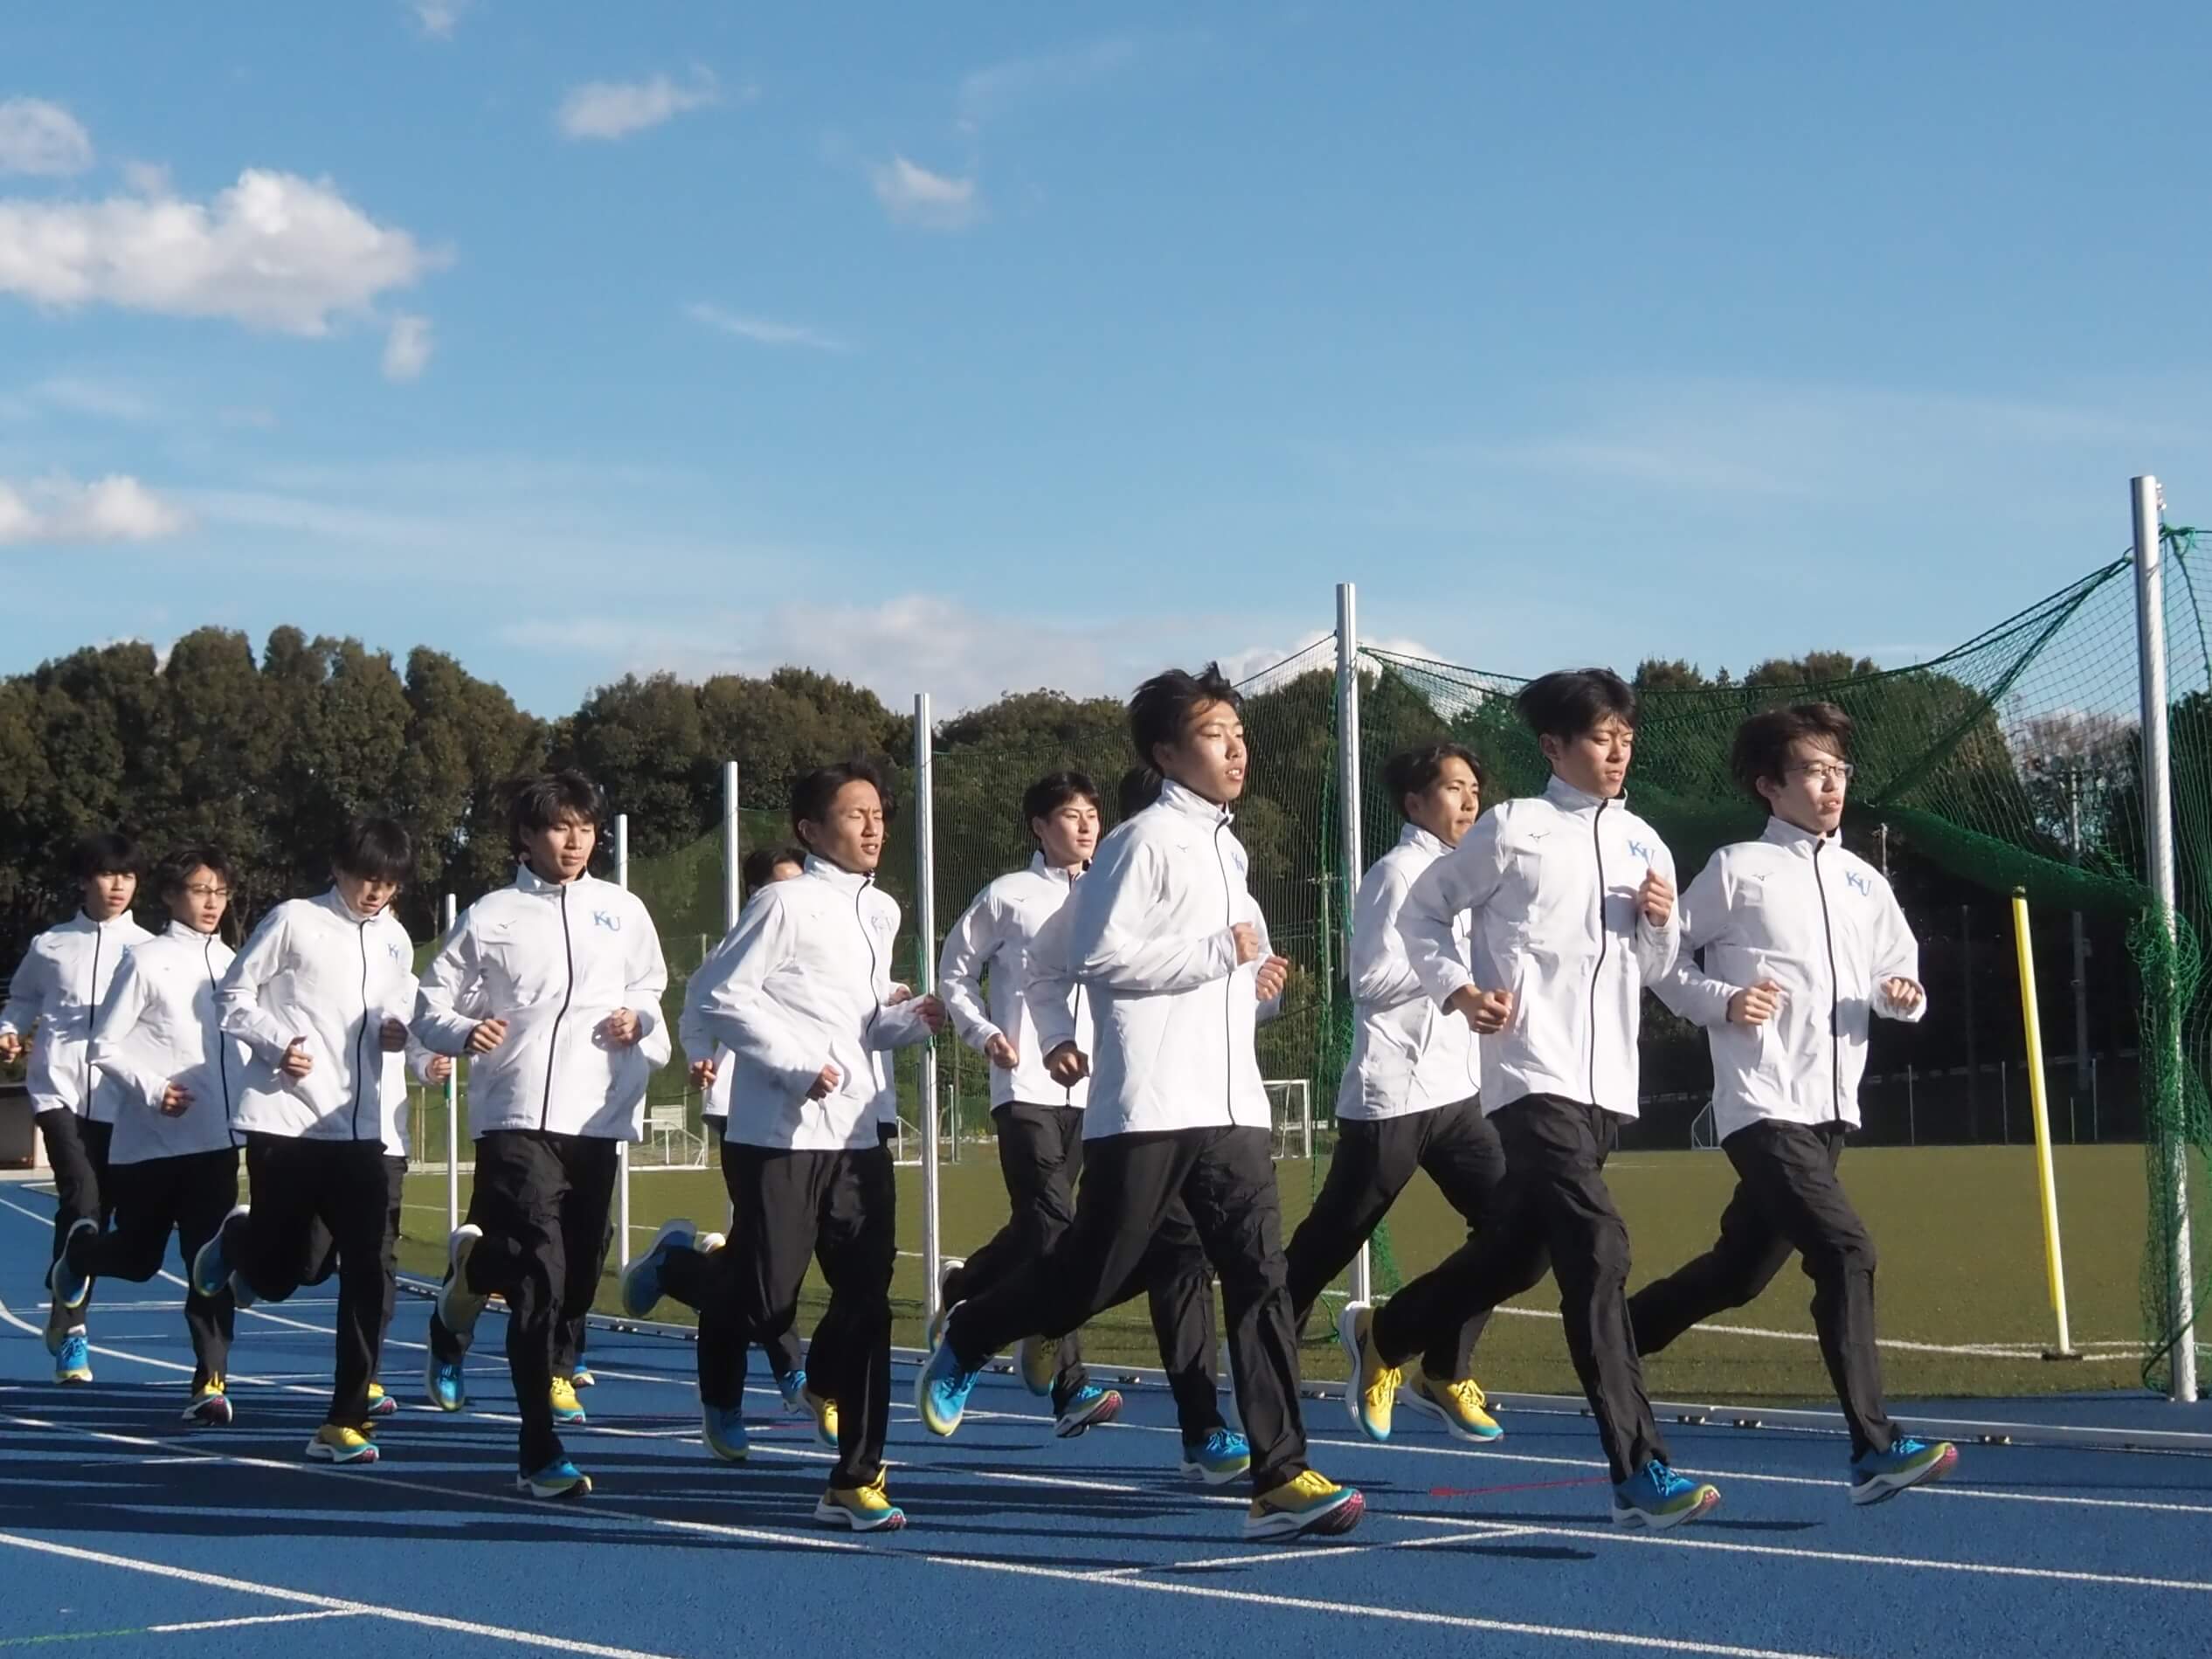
[1790, 763, 1856, 785]
[183, 885, 231, 900]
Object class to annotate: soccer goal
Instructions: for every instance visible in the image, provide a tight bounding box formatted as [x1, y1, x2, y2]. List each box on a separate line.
[1267, 1078, 1314, 1161]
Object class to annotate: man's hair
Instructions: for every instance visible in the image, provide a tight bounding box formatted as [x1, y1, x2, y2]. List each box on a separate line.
[1517, 668, 1639, 742]
[333, 817, 413, 885]
[1022, 771, 1101, 844]
[741, 844, 808, 896]
[1116, 764, 1163, 819]
[1731, 702, 1855, 804]
[507, 770, 605, 857]
[1129, 662, 1241, 771]
[1380, 743, 1485, 823]
[155, 844, 235, 900]
[791, 758, 895, 839]
[69, 832, 138, 883]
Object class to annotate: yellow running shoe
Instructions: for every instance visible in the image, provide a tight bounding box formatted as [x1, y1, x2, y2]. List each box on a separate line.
[1336, 1303, 1400, 1442]
[183, 1377, 232, 1427]
[800, 1384, 839, 1449]
[550, 1376, 586, 1424]
[814, 1468, 906, 1531]
[305, 1424, 379, 1465]
[1245, 1469, 1365, 1541]
[1015, 1333, 1058, 1398]
[1403, 1366, 1503, 1442]
[365, 1380, 398, 1420]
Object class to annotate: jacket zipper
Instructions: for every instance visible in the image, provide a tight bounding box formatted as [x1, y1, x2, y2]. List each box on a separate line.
[83, 924, 102, 1115]
[1586, 799, 1611, 1105]
[1213, 817, 1234, 1125]
[352, 923, 373, 1141]
[205, 934, 238, 1149]
[540, 884, 575, 1131]
[1811, 840, 1842, 1122]
[1062, 867, 1084, 1108]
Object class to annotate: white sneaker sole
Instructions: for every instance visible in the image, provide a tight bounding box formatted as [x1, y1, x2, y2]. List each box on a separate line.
[304, 1440, 379, 1466]
[813, 1497, 906, 1531]
[1849, 1445, 1957, 1506]
[1242, 1487, 1365, 1541]
[620, 1218, 696, 1318]
[438, 1225, 487, 1338]
[1335, 1303, 1386, 1441]
[1397, 1385, 1503, 1443]
[1612, 1488, 1719, 1529]
[515, 1472, 592, 1500]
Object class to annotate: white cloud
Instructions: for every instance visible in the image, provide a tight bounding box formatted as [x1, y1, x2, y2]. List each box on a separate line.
[685, 301, 850, 353]
[557, 70, 719, 141]
[383, 313, 433, 380]
[957, 38, 1138, 128]
[871, 156, 981, 231]
[409, 0, 470, 38]
[0, 98, 93, 177]
[0, 168, 439, 335]
[0, 473, 188, 546]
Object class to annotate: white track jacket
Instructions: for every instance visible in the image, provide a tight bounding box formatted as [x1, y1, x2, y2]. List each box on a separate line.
[688, 858, 936, 1151]
[1340, 824, 1482, 1122]
[1033, 781, 1275, 1140]
[939, 854, 1092, 1112]
[2, 911, 155, 1121]
[1400, 776, 1680, 1119]
[220, 891, 418, 1146]
[415, 866, 670, 1142]
[1656, 816, 1925, 1142]
[92, 922, 250, 1164]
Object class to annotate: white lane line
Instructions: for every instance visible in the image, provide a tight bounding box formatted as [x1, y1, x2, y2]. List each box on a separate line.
[0, 1531, 685, 1659]
[149, 1609, 365, 1634]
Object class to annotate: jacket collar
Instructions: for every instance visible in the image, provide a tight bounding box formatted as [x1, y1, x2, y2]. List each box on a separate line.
[163, 918, 222, 945]
[1543, 774, 1617, 812]
[1398, 822, 1451, 859]
[514, 861, 590, 895]
[1760, 815, 1838, 856]
[804, 854, 873, 894]
[317, 888, 383, 927]
[1028, 851, 1082, 888]
[1158, 778, 1233, 827]
[72, 909, 137, 934]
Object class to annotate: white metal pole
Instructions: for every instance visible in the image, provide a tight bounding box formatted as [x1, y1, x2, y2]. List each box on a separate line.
[2133, 474, 2197, 1404]
[722, 760, 742, 933]
[916, 695, 944, 1324]
[443, 891, 460, 1234]
[614, 812, 633, 1274]
[1336, 583, 1372, 1306]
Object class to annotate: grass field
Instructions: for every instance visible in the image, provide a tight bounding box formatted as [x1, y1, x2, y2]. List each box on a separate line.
[388, 1142, 2187, 1406]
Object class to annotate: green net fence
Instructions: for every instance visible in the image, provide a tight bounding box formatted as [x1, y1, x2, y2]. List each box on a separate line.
[587, 534, 2211, 1388]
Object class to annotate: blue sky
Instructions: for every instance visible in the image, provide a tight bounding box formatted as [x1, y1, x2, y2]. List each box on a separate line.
[2, 3, 2207, 715]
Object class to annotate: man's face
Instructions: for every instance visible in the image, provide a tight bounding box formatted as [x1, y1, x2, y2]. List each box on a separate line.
[524, 812, 597, 882]
[802, 780, 885, 874]
[335, 871, 401, 917]
[1158, 699, 1248, 806]
[81, 871, 136, 922]
[1407, 757, 1483, 848]
[1033, 797, 1102, 868]
[1543, 714, 1634, 799]
[169, 866, 230, 935]
[1760, 736, 1849, 834]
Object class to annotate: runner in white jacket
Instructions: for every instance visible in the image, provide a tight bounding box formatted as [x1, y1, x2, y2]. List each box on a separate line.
[918, 665, 1364, 1545]
[631, 759, 943, 1531]
[1282, 742, 1507, 1441]
[1341, 668, 1724, 1532]
[415, 771, 669, 1502]
[51, 847, 245, 1420]
[190, 818, 418, 1468]
[1630, 702, 1958, 1504]
[0, 832, 151, 1380]
[641, 843, 812, 1422]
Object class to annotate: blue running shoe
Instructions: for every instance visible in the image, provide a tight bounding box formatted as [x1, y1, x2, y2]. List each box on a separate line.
[915, 1327, 981, 1437]
[45, 1218, 95, 1311]
[619, 1217, 696, 1319]
[777, 1367, 808, 1415]
[1849, 1437, 1958, 1506]
[1180, 1427, 1253, 1486]
[1612, 1460, 1721, 1530]
[517, 1458, 592, 1500]
[424, 1349, 466, 1412]
[53, 1330, 92, 1386]
[1053, 1384, 1122, 1440]
[702, 1404, 750, 1462]
[190, 1206, 253, 1306]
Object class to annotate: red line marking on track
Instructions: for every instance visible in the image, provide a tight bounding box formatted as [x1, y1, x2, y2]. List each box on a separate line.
[1429, 1476, 1613, 1498]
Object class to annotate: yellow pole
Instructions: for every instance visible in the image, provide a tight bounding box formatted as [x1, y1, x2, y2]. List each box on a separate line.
[2012, 888, 2076, 1358]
